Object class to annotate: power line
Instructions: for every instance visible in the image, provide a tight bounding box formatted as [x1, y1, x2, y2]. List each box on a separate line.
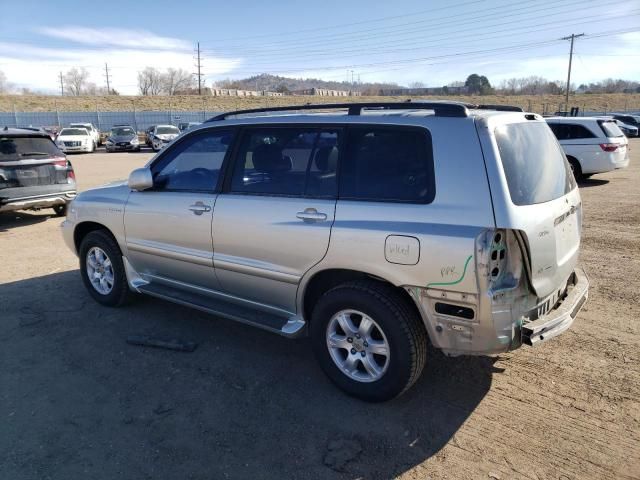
[561, 33, 585, 105]
[200, 0, 620, 53]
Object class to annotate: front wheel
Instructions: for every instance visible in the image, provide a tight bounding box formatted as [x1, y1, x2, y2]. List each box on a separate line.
[311, 281, 427, 402]
[79, 230, 132, 307]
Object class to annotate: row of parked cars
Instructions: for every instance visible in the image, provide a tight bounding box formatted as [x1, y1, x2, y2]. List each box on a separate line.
[46, 121, 201, 154]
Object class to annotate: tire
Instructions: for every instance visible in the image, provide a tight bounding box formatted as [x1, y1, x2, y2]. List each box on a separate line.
[310, 281, 427, 402]
[79, 230, 132, 307]
[567, 157, 583, 181]
[52, 204, 67, 217]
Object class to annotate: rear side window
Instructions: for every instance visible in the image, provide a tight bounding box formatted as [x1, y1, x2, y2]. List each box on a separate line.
[0, 136, 61, 161]
[230, 128, 339, 197]
[339, 126, 434, 203]
[598, 120, 624, 138]
[495, 122, 575, 206]
[547, 123, 595, 140]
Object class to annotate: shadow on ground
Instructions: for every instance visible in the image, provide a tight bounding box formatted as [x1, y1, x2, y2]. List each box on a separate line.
[578, 177, 610, 188]
[0, 271, 496, 480]
[0, 211, 53, 232]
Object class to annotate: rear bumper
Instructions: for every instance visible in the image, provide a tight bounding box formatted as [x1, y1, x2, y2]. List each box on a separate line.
[0, 190, 76, 212]
[522, 268, 588, 346]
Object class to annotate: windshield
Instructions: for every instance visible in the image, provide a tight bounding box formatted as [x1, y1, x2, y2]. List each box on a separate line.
[598, 120, 624, 138]
[60, 128, 89, 136]
[112, 127, 135, 136]
[157, 126, 179, 135]
[495, 122, 575, 206]
[0, 136, 61, 161]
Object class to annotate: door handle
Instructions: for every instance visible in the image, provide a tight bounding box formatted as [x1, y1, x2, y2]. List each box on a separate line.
[189, 202, 212, 215]
[296, 208, 327, 223]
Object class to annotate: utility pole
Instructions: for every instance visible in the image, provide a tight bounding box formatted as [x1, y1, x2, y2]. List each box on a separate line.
[104, 63, 111, 94]
[59, 72, 64, 96]
[561, 33, 584, 107]
[194, 41, 203, 95]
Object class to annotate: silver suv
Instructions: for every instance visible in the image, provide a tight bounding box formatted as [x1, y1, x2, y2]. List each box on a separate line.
[61, 102, 589, 401]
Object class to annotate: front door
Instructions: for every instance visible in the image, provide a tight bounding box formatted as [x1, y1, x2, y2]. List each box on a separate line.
[212, 127, 341, 312]
[124, 128, 235, 291]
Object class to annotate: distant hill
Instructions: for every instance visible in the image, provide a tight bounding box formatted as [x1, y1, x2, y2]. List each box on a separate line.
[214, 73, 399, 94]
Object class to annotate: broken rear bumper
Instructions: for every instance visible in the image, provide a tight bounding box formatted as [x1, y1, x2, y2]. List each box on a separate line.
[521, 268, 588, 346]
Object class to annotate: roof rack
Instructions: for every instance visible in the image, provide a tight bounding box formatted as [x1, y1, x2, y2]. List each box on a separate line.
[473, 104, 523, 112]
[206, 101, 470, 122]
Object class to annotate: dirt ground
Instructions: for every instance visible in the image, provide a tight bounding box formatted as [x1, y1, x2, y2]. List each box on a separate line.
[1, 142, 639, 480]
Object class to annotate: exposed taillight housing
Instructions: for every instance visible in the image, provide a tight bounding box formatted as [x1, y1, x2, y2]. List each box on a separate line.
[599, 143, 619, 152]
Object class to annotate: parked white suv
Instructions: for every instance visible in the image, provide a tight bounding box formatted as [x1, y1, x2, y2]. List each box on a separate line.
[545, 117, 629, 179]
[69, 123, 101, 148]
[61, 102, 589, 401]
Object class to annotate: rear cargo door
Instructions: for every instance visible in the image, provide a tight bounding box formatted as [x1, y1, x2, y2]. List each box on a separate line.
[482, 118, 582, 298]
[0, 135, 70, 191]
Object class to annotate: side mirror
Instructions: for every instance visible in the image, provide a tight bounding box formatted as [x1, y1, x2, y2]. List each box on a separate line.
[128, 168, 153, 191]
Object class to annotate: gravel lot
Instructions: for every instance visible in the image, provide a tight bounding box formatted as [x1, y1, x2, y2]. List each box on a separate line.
[1, 143, 639, 480]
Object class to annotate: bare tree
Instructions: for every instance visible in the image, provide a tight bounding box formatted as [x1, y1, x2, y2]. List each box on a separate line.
[408, 81, 425, 89]
[163, 68, 195, 95]
[137, 67, 164, 95]
[63, 67, 91, 96]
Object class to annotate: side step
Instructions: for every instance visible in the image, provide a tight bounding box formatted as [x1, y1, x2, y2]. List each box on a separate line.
[137, 282, 306, 338]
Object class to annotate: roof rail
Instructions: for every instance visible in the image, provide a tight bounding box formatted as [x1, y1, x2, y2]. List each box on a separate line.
[474, 104, 524, 112]
[206, 101, 469, 122]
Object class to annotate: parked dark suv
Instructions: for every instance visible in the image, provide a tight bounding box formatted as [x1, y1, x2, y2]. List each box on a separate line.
[0, 127, 76, 216]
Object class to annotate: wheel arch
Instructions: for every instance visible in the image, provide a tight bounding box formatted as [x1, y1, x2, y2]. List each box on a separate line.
[300, 268, 423, 329]
[73, 221, 116, 253]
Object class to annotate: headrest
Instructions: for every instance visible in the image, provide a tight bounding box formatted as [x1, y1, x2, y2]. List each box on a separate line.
[314, 146, 338, 172]
[252, 144, 291, 174]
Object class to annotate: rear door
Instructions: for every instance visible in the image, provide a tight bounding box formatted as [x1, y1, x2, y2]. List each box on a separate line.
[212, 126, 340, 313]
[481, 118, 581, 298]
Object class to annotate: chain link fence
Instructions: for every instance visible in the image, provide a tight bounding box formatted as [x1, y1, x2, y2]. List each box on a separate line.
[0, 110, 221, 133]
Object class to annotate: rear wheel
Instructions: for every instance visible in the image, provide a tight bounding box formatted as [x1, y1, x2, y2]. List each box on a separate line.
[567, 157, 583, 180]
[79, 230, 132, 307]
[311, 281, 427, 402]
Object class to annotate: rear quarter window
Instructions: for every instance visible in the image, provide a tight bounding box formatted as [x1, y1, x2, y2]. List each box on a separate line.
[339, 126, 434, 203]
[495, 122, 576, 206]
[598, 120, 624, 138]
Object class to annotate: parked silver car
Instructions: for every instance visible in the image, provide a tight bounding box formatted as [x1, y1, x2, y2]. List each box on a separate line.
[61, 102, 589, 401]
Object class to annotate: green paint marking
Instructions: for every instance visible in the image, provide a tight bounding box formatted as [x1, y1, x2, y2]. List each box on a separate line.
[426, 255, 473, 289]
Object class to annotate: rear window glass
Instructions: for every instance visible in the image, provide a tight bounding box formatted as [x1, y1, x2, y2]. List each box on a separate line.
[340, 126, 434, 203]
[0, 136, 61, 161]
[495, 122, 575, 206]
[598, 120, 624, 138]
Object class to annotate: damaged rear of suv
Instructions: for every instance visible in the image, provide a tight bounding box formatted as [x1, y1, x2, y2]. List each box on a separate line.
[62, 102, 587, 402]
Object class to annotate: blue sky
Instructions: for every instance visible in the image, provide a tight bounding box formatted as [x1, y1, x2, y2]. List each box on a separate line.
[0, 0, 638, 94]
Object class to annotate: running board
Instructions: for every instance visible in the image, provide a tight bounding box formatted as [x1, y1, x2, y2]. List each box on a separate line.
[137, 283, 306, 338]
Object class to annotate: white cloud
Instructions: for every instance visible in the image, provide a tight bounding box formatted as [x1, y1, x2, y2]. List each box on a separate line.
[36, 26, 191, 51]
[0, 28, 242, 94]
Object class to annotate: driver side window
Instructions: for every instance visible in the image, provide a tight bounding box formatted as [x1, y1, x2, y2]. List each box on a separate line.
[152, 129, 235, 192]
